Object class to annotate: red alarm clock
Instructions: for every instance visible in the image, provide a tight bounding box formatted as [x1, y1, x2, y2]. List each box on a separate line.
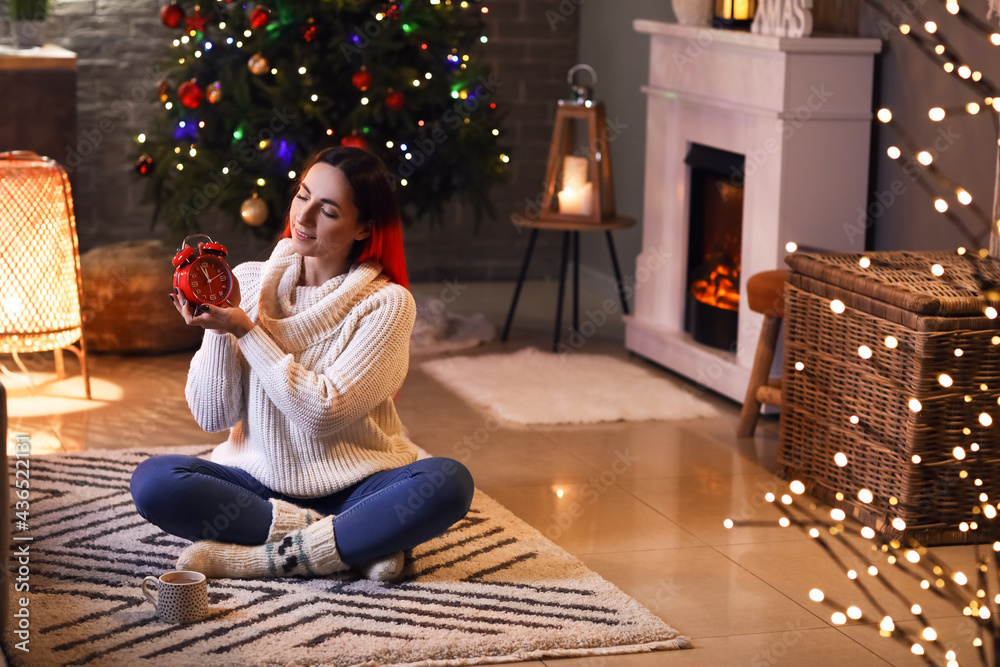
[172, 237, 234, 306]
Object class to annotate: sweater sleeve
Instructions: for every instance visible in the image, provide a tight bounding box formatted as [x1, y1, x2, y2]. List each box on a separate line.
[185, 329, 245, 433]
[237, 285, 415, 438]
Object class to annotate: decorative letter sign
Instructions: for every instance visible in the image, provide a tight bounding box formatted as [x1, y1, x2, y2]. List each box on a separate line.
[751, 0, 813, 37]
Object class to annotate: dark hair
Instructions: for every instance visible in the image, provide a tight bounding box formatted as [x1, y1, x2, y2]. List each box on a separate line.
[281, 147, 408, 288]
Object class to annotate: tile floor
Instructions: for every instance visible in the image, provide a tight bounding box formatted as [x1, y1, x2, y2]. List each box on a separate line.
[2, 280, 989, 666]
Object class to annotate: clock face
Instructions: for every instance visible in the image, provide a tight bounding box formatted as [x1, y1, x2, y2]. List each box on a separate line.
[187, 256, 233, 305]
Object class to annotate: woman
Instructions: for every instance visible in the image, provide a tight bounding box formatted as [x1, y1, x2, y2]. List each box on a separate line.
[130, 147, 474, 581]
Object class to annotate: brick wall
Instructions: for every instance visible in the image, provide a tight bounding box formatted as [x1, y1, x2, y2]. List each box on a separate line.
[0, 0, 578, 281]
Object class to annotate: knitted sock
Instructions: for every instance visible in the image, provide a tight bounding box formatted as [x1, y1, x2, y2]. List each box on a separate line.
[267, 498, 325, 542]
[356, 551, 405, 582]
[177, 515, 347, 579]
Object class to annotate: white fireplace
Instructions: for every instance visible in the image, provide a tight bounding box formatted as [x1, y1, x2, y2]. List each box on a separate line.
[626, 20, 881, 403]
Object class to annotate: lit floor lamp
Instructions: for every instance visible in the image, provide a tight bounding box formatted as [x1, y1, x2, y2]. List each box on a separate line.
[0, 151, 91, 399]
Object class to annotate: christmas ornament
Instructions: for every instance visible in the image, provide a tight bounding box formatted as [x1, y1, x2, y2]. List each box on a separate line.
[160, 3, 185, 28]
[240, 194, 269, 226]
[248, 53, 269, 75]
[158, 79, 169, 102]
[302, 18, 317, 42]
[135, 154, 155, 175]
[386, 90, 405, 111]
[249, 6, 271, 30]
[178, 80, 204, 109]
[172, 237, 235, 306]
[341, 134, 368, 150]
[207, 81, 222, 103]
[352, 68, 371, 91]
[185, 5, 208, 33]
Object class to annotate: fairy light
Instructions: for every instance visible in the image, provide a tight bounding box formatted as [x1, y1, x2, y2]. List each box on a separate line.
[909, 398, 922, 412]
[795, 361, 805, 371]
[831, 508, 846, 521]
[939, 373, 953, 387]
[850, 415, 860, 424]
[957, 189, 972, 205]
[931, 263, 945, 276]
[830, 299, 846, 314]
[954, 446, 966, 460]
[935, 199, 949, 212]
[885, 336, 898, 348]
[980, 413, 993, 426]
[880, 616, 895, 632]
[860, 256, 872, 268]
[831, 612, 847, 625]
[918, 151, 933, 165]
[967, 102, 981, 114]
[886, 146, 901, 159]
[955, 348, 964, 356]
[834, 452, 848, 467]
[925, 20, 937, 32]
[958, 65, 972, 78]
[992, 33, 1000, 45]
[785, 241, 798, 252]
[858, 345, 872, 359]
[935, 45, 946, 55]
[922, 627, 938, 641]
[847, 606, 863, 619]
[877, 108, 892, 122]
[790, 480, 805, 494]
[723, 518, 734, 529]
[944, 63, 955, 73]
[858, 489, 874, 503]
[779, 517, 791, 527]
[900, 23, 911, 34]
[946, 0, 959, 13]
[765, 493, 775, 502]
[928, 107, 945, 121]
[912, 644, 925, 655]
[892, 518, 906, 531]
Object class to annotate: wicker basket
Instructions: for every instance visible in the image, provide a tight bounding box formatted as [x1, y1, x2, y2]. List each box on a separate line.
[780, 251, 1000, 546]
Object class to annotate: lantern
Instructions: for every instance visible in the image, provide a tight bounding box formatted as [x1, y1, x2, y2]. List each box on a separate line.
[0, 152, 91, 399]
[713, 0, 757, 29]
[534, 64, 618, 224]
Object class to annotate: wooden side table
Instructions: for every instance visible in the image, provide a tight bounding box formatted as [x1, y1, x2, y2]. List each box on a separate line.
[502, 214, 636, 352]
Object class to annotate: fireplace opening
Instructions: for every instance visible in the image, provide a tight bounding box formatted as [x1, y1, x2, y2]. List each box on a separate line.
[684, 144, 744, 351]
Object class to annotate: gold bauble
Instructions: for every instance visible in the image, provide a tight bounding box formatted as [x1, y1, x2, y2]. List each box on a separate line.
[240, 194, 268, 226]
[248, 53, 269, 75]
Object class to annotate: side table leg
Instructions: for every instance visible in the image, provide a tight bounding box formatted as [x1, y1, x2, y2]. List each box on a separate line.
[605, 231, 630, 315]
[572, 231, 580, 334]
[501, 228, 539, 342]
[553, 231, 571, 353]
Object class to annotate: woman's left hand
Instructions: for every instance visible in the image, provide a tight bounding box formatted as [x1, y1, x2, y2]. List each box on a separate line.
[171, 290, 255, 338]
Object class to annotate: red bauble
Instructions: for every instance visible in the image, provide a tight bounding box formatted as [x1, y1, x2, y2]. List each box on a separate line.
[387, 3, 402, 19]
[185, 5, 207, 33]
[249, 6, 271, 29]
[178, 80, 204, 109]
[135, 154, 155, 175]
[160, 3, 185, 28]
[352, 69, 372, 91]
[386, 90, 405, 111]
[341, 134, 368, 150]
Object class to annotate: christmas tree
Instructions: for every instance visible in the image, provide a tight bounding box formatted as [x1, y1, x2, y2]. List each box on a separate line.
[134, 0, 509, 240]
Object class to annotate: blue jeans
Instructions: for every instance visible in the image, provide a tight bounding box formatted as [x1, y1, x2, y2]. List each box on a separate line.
[129, 454, 474, 567]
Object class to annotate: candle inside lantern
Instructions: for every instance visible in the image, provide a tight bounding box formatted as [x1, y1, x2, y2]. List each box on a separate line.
[558, 155, 592, 215]
[734, 0, 750, 19]
[557, 182, 593, 216]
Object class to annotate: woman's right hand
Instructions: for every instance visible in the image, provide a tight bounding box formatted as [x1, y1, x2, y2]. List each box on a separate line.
[169, 275, 254, 338]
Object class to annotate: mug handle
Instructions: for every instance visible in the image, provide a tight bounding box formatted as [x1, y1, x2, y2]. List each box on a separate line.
[141, 576, 159, 606]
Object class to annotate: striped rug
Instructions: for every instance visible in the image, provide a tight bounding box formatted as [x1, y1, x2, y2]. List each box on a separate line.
[4, 445, 690, 666]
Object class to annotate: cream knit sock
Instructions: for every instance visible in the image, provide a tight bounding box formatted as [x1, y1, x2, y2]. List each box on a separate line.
[356, 551, 405, 582]
[267, 498, 325, 542]
[177, 515, 347, 579]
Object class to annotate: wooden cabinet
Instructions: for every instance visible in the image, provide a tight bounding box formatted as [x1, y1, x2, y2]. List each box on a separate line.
[0, 45, 77, 167]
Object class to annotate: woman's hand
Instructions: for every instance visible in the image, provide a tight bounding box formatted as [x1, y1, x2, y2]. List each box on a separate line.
[170, 277, 254, 338]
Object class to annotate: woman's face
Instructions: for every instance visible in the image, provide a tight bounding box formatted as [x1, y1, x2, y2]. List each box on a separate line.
[289, 162, 371, 265]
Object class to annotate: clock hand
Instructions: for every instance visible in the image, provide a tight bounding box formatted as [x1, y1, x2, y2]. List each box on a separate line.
[199, 264, 211, 280]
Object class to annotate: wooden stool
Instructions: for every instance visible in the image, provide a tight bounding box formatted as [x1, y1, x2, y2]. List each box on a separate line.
[737, 269, 788, 437]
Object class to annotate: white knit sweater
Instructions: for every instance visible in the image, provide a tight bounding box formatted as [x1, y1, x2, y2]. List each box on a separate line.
[185, 239, 419, 498]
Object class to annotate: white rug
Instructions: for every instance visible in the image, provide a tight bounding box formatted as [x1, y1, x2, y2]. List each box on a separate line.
[420, 347, 722, 425]
[3, 445, 691, 666]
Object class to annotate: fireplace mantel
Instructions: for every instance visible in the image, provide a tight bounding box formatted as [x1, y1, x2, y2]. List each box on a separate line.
[626, 20, 881, 403]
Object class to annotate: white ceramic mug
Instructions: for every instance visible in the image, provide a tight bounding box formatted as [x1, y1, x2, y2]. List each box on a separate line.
[141, 570, 209, 624]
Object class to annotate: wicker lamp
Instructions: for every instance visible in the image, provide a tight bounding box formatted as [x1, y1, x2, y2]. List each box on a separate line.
[0, 151, 91, 399]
